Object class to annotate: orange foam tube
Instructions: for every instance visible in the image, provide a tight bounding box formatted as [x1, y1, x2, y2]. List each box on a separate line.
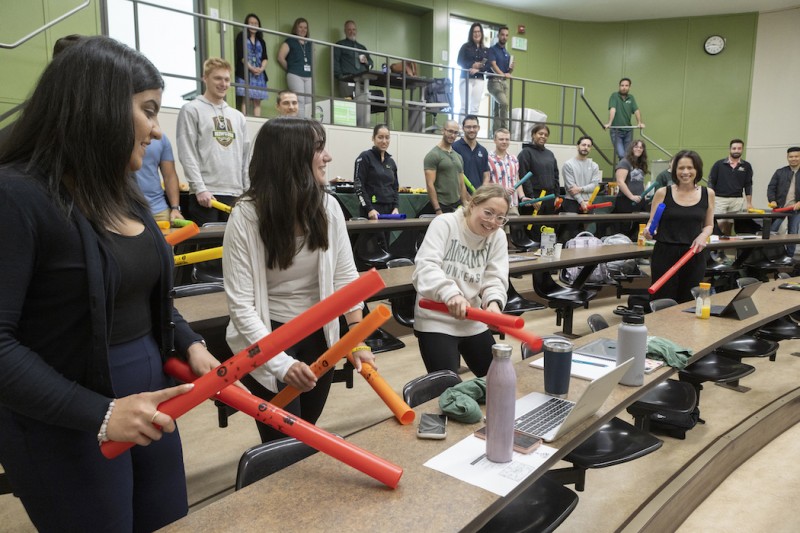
[418, 298, 524, 329]
[772, 206, 795, 213]
[165, 222, 200, 246]
[165, 359, 402, 488]
[648, 248, 696, 295]
[348, 358, 415, 425]
[270, 305, 391, 409]
[494, 324, 543, 353]
[586, 201, 612, 210]
[101, 269, 385, 458]
[211, 199, 232, 214]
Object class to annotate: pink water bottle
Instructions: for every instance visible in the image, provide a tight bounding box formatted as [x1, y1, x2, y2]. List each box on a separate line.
[486, 343, 516, 463]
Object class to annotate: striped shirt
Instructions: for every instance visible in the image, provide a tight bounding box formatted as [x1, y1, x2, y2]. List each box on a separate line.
[488, 151, 519, 206]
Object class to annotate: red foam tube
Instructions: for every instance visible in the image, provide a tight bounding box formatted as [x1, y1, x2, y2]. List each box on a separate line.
[101, 269, 385, 458]
[648, 248, 696, 295]
[494, 324, 543, 353]
[164, 222, 200, 246]
[586, 202, 612, 210]
[772, 206, 795, 213]
[165, 359, 403, 488]
[418, 298, 524, 329]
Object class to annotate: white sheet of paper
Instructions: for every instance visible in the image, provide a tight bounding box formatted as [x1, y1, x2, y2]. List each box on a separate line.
[423, 434, 557, 496]
[529, 353, 615, 381]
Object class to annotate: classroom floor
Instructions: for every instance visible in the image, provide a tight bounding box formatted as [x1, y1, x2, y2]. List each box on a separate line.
[2, 279, 799, 532]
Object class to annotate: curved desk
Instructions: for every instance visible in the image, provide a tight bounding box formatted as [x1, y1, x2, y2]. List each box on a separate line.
[163, 277, 800, 533]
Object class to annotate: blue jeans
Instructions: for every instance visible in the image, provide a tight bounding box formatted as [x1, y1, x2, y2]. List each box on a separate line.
[610, 128, 632, 159]
[771, 212, 800, 257]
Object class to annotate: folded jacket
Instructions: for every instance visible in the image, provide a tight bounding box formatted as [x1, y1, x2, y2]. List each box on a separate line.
[438, 377, 486, 423]
[646, 336, 692, 369]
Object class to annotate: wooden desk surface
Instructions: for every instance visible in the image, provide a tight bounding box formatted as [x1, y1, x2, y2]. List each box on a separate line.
[163, 277, 800, 533]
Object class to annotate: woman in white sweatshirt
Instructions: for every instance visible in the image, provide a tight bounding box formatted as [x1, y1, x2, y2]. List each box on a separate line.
[223, 117, 376, 442]
[412, 184, 510, 377]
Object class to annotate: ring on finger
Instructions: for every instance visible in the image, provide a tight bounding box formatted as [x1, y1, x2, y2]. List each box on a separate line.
[150, 411, 161, 424]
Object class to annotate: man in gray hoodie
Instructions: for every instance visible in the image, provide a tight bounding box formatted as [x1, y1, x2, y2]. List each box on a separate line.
[177, 57, 250, 225]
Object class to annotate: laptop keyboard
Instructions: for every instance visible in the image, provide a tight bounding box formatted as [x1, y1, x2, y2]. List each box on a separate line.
[514, 397, 574, 437]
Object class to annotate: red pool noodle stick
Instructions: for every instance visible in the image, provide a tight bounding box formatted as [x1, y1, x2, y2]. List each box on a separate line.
[772, 206, 795, 213]
[648, 248, 696, 295]
[494, 324, 544, 353]
[165, 222, 200, 246]
[585, 202, 612, 210]
[418, 298, 524, 329]
[101, 269, 385, 459]
[165, 359, 403, 488]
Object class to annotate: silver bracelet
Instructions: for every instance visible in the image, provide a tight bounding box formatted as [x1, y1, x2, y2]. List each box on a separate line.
[97, 399, 116, 445]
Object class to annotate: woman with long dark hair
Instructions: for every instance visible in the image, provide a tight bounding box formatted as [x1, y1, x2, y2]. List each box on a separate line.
[608, 139, 650, 238]
[456, 22, 489, 116]
[277, 17, 312, 117]
[0, 36, 220, 531]
[223, 117, 376, 443]
[235, 13, 269, 116]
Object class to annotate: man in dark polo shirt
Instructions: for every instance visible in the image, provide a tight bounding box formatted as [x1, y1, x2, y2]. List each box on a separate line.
[708, 138, 754, 236]
[452, 115, 490, 192]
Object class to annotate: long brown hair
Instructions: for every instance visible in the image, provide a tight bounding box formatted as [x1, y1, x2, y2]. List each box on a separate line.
[246, 117, 329, 269]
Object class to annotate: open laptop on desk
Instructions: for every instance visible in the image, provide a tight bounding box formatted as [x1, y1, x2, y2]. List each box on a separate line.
[682, 281, 761, 319]
[513, 358, 633, 442]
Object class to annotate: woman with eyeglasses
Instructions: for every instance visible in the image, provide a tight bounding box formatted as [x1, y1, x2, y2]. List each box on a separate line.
[412, 184, 510, 377]
[223, 117, 375, 443]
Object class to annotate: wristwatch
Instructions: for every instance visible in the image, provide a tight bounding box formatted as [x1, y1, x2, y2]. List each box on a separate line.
[170, 205, 181, 211]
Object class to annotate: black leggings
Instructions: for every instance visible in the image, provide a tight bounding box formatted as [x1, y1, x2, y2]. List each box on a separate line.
[414, 329, 496, 377]
[240, 323, 333, 443]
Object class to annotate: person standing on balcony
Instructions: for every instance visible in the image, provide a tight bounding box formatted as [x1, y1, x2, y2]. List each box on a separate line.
[457, 22, 489, 117]
[487, 26, 513, 133]
[333, 20, 372, 99]
[604, 78, 644, 160]
[234, 13, 269, 117]
[277, 18, 313, 117]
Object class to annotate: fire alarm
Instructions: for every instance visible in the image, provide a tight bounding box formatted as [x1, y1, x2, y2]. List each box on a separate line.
[517, 25, 525, 34]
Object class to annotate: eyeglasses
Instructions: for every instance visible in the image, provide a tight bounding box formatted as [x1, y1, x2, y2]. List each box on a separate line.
[479, 208, 509, 226]
[443, 128, 460, 135]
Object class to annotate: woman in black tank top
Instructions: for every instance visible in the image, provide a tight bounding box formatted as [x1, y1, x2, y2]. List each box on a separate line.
[644, 150, 715, 303]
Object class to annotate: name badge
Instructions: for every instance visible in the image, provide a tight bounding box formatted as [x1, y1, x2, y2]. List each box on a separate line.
[303, 64, 311, 72]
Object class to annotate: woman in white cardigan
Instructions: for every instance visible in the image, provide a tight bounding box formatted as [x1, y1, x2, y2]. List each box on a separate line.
[223, 117, 375, 442]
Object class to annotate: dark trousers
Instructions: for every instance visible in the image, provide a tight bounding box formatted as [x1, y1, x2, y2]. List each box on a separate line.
[519, 191, 556, 241]
[419, 201, 461, 216]
[187, 195, 236, 226]
[360, 201, 395, 248]
[0, 335, 188, 533]
[650, 242, 707, 303]
[414, 329, 496, 378]
[558, 198, 586, 242]
[240, 323, 333, 443]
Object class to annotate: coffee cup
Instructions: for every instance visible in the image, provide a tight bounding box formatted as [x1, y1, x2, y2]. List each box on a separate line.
[543, 339, 573, 397]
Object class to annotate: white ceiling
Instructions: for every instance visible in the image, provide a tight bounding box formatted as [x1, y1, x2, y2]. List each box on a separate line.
[482, 0, 800, 22]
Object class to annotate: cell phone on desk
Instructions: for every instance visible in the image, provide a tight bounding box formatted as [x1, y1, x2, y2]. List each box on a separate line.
[417, 413, 447, 439]
[473, 426, 542, 454]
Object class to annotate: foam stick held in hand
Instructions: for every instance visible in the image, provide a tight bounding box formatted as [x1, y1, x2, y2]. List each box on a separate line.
[515, 171, 533, 189]
[647, 203, 666, 236]
[747, 208, 766, 214]
[164, 222, 200, 246]
[418, 298, 524, 329]
[346, 359, 416, 425]
[377, 214, 407, 220]
[172, 218, 194, 228]
[494, 324, 543, 353]
[772, 206, 796, 213]
[637, 182, 657, 203]
[210, 199, 232, 213]
[101, 269, 385, 459]
[519, 193, 556, 207]
[462, 175, 476, 194]
[174, 246, 223, 267]
[585, 202, 612, 210]
[648, 248, 696, 295]
[270, 306, 391, 410]
[164, 359, 403, 488]
[587, 185, 600, 205]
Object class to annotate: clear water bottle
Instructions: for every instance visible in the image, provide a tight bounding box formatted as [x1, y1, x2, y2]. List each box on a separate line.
[696, 282, 711, 319]
[617, 306, 647, 386]
[486, 344, 516, 463]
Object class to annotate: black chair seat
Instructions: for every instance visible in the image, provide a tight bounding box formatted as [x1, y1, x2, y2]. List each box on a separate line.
[386, 258, 415, 328]
[754, 315, 800, 341]
[504, 281, 545, 315]
[626, 379, 697, 438]
[173, 282, 224, 297]
[402, 369, 462, 407]
[532, 271, 598, 336]
[510, 226, 539, 252]
[714, 334, 779, 362]
[679, 353, 755, 384]
[0, 472, 12, 495]
[564, 417, 662, 469]
[477, 475, 579, 533]
[235, 437, 319, 490]
[353, 233, 394, 270]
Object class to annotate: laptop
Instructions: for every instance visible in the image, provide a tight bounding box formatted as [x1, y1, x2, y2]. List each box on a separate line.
[513, 358, 633, 442]
[682, 281, 761, 318]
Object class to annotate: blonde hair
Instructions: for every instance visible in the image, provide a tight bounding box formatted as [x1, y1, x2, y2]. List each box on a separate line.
[203, 57, 232, 77]
[465, 183, 510, 216]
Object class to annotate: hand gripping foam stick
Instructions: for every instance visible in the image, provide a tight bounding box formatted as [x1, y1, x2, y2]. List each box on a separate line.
[648, 248, 696, 295]
[587, 185, 600, 205]
[377, 214, 407, 220]
[270, 305, 391, 410]
[585, 202, 612, 210]
[210, 199, 232, 214]
[772, 206, 795, 213]
[636, 182, 657, 204]
[174, 246, 223, 267]
[101, 269, 385, 458]
[647, 203, 666, 236]
[164, 222, 200, 246]
[345, 358, 415, 425]
[515, 171, 533, 190]
[418, 298, 524, 329]
[164, 359, 403, 488]
[519, 193, 556, 207]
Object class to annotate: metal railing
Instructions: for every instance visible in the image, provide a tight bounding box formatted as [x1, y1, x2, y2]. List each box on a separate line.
[0, 0, 91, 49]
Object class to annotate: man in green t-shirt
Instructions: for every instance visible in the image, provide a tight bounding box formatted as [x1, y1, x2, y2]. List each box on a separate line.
[423, 120, 470, 215]
[604, 78, 644, 159]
